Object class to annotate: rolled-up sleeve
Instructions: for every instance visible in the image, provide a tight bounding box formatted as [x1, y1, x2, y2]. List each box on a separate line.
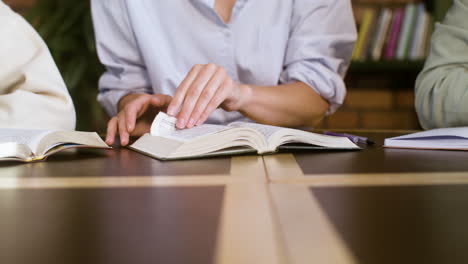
[280, 0, 357, 114]
[415, 0, 468, 129]
[91, 0, 151, 117]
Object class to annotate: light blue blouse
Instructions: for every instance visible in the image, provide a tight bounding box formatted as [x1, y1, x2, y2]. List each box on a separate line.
[91, 0, 356, 124]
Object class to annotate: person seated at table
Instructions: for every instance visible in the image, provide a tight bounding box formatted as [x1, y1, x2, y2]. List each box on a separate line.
[0, 1, 75, 130]
[415, 0, 468, 129]
[91, 0, 357, 146]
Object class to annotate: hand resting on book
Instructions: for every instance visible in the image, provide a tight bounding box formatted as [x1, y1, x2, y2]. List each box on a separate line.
[106, 93, 172, 146]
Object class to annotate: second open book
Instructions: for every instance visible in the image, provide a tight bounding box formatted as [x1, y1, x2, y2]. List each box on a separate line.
[129, 113, 359, 160]
[0, 129, 109, 162]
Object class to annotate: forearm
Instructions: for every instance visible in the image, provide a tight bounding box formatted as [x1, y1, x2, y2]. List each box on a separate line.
[238, 82, 329, 127]
[415, 0, 468, 129]
[416, 68, 468, 129]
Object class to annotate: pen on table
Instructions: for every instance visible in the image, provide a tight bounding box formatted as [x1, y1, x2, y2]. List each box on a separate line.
[324, 131, 375, 145]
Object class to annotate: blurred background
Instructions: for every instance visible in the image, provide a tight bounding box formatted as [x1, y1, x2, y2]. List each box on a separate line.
[4, 0, 453, 133]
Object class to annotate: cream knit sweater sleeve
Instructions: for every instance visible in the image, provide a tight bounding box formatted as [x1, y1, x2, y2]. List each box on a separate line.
[0, 2, 75, 130]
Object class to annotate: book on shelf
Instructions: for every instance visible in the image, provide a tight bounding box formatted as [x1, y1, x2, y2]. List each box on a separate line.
[0, 129, 110, 162]
[352, 7, 378, 61]
[384, 127, 468, 150]
[352, 1, 433, 63]
[129, 113, 360, 160]
[384, 7, 404, 60]
[396, 3, 418, 60]
[370, 8, 393, 61]
[409, 3, 432, 60]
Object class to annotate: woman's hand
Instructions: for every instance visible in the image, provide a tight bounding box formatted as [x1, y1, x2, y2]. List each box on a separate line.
[167, 63, 251, 129]
[106, 93, 172, 146]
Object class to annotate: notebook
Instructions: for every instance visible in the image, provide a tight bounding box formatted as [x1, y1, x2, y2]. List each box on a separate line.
[384, 127, 468, 150]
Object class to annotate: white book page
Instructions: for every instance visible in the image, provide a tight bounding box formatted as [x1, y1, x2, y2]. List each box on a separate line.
[35, 131, 109, 156]
[228, 122, 282, 140]
[385, 127, 468, 149]
[150, 112, 229, 142]
[228, 122, 359, 150]
[0, 142, 33, 160]
[388, 127, 468, 140]
[385, 139, 468, 149]
[0, 128, 51, 153]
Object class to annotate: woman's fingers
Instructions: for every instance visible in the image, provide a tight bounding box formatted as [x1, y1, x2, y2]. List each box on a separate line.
[125, 95, 151, 133]
[167, 64, 203, 117]
[186, 67, 227, 128]
[105, 117, 118, 145]
[125, 94, 171, 133]
[118, 113, 130, 146]
[176, 63, 221, 129]
[105, 114, 129, 146]
[106, 93, 174, 147]
[196, 78, 233, 126]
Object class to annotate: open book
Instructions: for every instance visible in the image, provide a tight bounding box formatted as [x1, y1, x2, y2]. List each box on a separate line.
[0, 129, 110, 162]
[384, 127, 468, 150]
[129, 113, 360, 160]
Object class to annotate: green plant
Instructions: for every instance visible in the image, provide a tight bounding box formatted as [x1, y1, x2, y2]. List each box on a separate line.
[27, 0, 106, 132]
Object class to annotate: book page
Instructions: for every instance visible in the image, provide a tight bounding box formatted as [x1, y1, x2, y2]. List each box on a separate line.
[389, 127, 468, 140]
[0, 142, 34, 161]
[36, 131, 109, 156]
[0, 128, 51, 153]
[384, 127, 468, 150]
[228, 122, 282, 140]
[227, 122, 359, 151]
[150, 112, 229, 142]
[130, 134, 184, 160]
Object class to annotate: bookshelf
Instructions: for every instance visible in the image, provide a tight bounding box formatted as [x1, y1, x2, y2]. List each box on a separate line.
[430, 0, 453, 22]
[349, 0, 452, 73]
[317, 0, 454, 131]
[350, 60, 425, 72]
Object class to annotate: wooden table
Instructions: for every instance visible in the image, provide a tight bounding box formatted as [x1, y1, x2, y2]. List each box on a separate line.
[1, 131, 468, 264]
[0, 149, 282, 264]
[268, 131, 468, 264]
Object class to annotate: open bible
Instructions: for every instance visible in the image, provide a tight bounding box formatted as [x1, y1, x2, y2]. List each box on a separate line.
[0, 129, 110, 162]
[129, 113, 360, 160]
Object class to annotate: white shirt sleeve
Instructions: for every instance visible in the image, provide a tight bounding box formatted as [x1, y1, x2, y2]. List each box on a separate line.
[279, 0, 357, 114]
[0, 3, 75, 130]
[91, 0, 152, 117]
